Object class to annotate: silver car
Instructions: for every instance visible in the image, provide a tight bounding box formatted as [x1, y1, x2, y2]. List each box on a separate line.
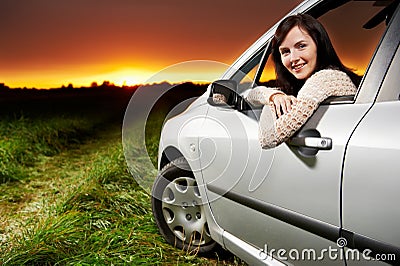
[151, 0, 400, 265]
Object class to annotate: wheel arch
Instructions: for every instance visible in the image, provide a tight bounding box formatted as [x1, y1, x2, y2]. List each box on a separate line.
[158, 145, 226, 247]
[159, 146, 185, 171]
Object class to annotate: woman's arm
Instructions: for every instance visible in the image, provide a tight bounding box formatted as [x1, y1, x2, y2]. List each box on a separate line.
[258, 69, 357, 148]
[246, 86, 285, 106]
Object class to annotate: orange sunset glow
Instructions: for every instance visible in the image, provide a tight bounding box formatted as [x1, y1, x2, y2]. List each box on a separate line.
[0, 0, 303, 89]
[0, 0, 384, 89]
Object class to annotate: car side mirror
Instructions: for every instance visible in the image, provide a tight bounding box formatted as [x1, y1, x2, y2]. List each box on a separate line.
[208, 80, 253, 112]
[208, 80, 239, 107]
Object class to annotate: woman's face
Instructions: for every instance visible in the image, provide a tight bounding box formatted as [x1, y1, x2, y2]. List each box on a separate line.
[279, 26, 317, 80]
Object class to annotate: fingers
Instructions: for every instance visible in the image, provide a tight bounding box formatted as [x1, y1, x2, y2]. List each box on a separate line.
[289, 95, 298, 105]
[272, 95, 284, 117]
[271, 94, 297, 117]
[274, 101, 282, 117]
[285, 96, 297, 112]
[213, 93, 227, 104]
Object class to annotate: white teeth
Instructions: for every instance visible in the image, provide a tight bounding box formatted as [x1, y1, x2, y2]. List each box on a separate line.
[292, 64, 305, 71]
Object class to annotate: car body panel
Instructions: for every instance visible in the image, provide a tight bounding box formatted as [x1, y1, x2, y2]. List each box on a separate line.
[342, 44, 400, 262]
[201, 98, 371, 265]
[155, 0, 400, 264]
[343, 101, 400, 244]
[158, 95, 228, 245]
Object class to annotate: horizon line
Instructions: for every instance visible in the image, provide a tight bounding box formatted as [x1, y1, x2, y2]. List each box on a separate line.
[0, 80, 212, 90]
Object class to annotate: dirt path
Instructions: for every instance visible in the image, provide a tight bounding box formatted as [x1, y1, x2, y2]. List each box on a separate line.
[0, 124, 122, 251]
[0, 122, 244, 265]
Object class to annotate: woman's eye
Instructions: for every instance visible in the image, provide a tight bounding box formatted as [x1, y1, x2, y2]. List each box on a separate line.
[280, 49, 289, 55]
[298, 43, 306, 49]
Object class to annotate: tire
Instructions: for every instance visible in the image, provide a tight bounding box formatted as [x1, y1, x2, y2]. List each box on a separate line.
[151, 157, 216, 254]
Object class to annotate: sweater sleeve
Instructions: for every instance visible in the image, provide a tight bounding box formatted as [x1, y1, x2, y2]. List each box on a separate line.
[258, 69, 357, 148]
[245, 86, 285, 106]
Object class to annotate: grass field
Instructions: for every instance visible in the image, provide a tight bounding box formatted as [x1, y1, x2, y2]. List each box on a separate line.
[0, 86, 243, 265]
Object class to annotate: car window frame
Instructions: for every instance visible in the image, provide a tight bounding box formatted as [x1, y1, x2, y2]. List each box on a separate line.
[228, 0, 399, 107]
[375, 44, 400, 102]
[230, 44, 268, 85]
[352, 3, 399, 104]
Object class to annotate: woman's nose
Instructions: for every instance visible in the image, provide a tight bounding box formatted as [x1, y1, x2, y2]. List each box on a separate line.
[290, 50, 300, 62]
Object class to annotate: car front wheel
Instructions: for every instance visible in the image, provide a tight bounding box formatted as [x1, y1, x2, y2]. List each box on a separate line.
[151, 157, 215, 253]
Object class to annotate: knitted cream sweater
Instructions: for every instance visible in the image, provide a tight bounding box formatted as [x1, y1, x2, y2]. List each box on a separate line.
[245, 69, 357, 148]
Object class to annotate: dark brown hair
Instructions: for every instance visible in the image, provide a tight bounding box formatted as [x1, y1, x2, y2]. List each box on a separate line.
[271, 14, 359, 95]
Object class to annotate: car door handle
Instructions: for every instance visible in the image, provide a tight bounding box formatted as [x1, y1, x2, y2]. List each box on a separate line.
[289, 136, 332, 150]
[288, 129, 332, 157]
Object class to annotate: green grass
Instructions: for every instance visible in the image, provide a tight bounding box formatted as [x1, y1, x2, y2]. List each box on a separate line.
[0, 88, 131, 183]
[0, 88, 244, 265]
[2, 136, 173, 265]
[0, 116, 96, 183]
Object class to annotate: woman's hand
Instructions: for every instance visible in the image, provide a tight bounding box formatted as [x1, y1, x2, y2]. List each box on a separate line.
[270, 94, 297, 117]
[213, 93, 227, 104]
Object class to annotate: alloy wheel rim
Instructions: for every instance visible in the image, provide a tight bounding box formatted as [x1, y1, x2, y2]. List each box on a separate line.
[161, 177, 212, 246]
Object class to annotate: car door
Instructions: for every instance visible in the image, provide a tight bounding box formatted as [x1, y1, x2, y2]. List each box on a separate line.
[342, 7, 400, 265]
[202, 76, 372, 266]
[198, 1, 394, 264]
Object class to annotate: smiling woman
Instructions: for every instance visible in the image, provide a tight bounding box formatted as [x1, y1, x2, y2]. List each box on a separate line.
[278, 26, 318, 80]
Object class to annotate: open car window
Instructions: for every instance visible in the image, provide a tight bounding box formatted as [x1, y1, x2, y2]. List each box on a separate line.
[233, 0, 396, 101]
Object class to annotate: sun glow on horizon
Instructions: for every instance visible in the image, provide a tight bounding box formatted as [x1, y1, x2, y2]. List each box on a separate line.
[75, 68, 155, 87]
[2, 61, 230, 89]
[2, 59, 367, 90]
[1, 67, 158, 89]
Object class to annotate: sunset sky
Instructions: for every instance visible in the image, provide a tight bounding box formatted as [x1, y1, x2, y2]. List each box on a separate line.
[0, 0, 303, 88]
[0, 0, 386, 89]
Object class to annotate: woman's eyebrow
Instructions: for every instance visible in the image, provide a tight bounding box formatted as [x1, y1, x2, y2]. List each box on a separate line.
[296, 39, 307, 44]
[293, 39, 308, 46]
[279, 38, 308, 49]
[279, 46, 289, 52]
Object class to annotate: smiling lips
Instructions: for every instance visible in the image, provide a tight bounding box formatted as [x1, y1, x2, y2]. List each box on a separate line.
[292, 63, 306, 71]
